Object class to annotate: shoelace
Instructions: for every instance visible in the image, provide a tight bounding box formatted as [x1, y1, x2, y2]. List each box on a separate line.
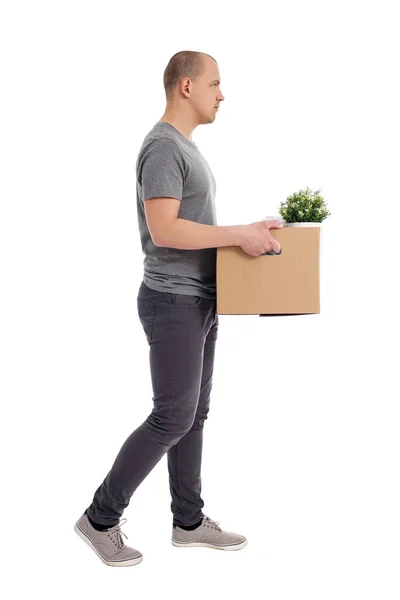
[203, 516, 222, 532]
[106, 517, 128, 550]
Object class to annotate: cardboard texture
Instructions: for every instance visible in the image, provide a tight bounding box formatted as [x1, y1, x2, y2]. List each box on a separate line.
[216, 226, 320, 316]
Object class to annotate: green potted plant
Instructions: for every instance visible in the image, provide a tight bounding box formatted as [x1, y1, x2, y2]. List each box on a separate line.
[278, 187, 331, 227]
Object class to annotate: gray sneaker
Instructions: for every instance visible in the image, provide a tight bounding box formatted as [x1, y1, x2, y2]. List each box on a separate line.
[172, 515, 247, 551]
[74, 512, 143, 567]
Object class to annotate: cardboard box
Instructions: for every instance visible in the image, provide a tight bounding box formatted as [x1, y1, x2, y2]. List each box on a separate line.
[216, 226, 320, 316]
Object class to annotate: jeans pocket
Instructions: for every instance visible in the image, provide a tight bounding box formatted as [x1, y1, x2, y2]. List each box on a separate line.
[137, 299, 156, 343]
[172, 293, 202, 307]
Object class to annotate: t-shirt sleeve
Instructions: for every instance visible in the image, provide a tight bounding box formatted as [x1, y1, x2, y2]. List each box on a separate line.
[140, 138, 185, 202]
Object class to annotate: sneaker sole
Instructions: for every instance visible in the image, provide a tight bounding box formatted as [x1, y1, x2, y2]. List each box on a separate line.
[171, 538, 247, 551]
[74, 523, 143, 567]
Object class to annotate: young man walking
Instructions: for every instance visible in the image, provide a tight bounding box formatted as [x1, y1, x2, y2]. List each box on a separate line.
[74, 50, 282, 566]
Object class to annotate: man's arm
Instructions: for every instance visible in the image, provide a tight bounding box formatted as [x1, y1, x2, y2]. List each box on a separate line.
[158, 218, 243, 250]
[145, 197, 244, 250]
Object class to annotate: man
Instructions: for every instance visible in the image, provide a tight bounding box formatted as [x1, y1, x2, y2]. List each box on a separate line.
[74, 50, 282, 567]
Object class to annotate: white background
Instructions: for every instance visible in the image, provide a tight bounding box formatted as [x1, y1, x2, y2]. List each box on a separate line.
[1, 0, 399, 598]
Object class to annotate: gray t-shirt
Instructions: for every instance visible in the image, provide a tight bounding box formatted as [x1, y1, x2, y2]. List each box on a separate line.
[136, 121, 217, 299]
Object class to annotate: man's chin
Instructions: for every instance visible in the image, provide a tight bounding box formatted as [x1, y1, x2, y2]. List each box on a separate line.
[199, 113, 215, 125]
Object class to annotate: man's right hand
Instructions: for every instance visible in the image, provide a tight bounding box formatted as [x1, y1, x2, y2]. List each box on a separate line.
[238, 220, 283, 257]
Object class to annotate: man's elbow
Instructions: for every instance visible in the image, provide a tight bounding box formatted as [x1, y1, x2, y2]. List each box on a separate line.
[152, 229, 167, 247]
[152, 222, 175, 247]
[153, 236, 164, 247]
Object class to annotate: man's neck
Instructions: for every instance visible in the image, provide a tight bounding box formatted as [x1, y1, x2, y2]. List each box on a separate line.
[158, 116, 195, 143]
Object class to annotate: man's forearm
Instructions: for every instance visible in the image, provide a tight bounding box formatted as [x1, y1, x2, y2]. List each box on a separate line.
[156, 218, 244, 250]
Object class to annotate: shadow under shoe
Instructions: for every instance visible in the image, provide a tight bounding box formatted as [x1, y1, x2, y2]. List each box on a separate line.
[74, 512, 143, 567]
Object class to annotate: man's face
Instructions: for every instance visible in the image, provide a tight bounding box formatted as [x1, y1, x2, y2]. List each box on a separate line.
[191, 58, 225, 123]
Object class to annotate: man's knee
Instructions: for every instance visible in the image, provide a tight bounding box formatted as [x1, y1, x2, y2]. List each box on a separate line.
[146, 412, 194, 444]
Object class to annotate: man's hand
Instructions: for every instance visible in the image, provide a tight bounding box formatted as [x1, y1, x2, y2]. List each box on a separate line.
[238, 220, 283, 257]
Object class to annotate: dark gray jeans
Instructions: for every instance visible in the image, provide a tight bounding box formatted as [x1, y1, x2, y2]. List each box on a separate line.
[86, 280, 219, 529]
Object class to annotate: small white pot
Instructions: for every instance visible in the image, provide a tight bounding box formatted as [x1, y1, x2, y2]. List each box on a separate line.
[284, 222, 322, 227]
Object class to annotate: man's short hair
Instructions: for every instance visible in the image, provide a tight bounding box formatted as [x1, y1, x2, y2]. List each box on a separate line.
[163, 50, 216, 100]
